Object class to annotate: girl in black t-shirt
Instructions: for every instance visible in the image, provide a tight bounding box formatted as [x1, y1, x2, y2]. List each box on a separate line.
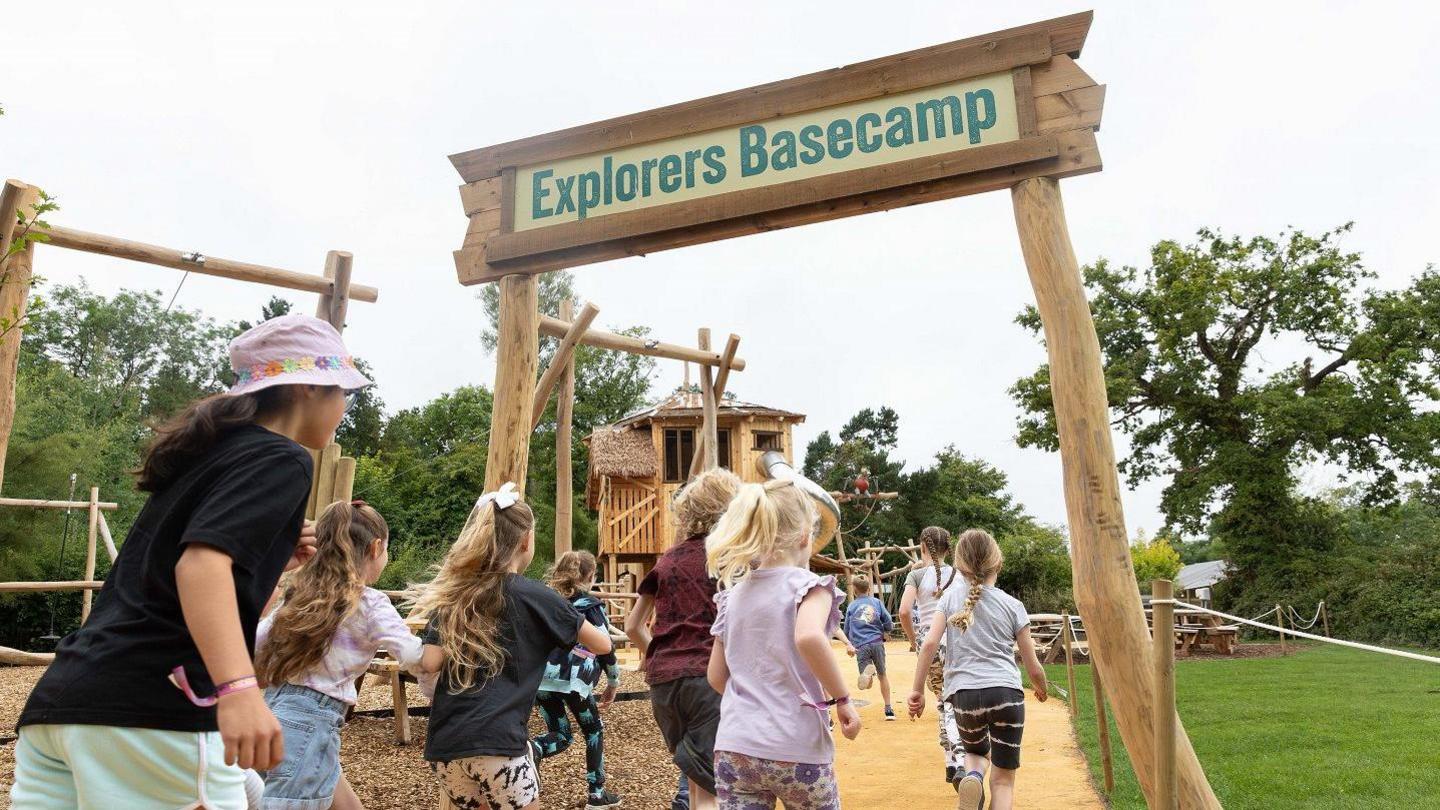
[12, 315, 370, 810]
[411, 485, 613, 810]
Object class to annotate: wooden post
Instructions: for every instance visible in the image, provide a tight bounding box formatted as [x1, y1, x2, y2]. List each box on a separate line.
[314, 250, 354, 333]
[531, 300, 598, 430]
[1276, 603, 1286, 655]
[688, 328, 718, 478]
[485, 275, 540, 494]
[0, 181, 39, 493]
[391, 669, 411, 744]
[1012, 177, 1217, 808]
[332, 456, 357, 504]
[81, 487, 100, 623]
[712, 333, 741, 400]
[1093, 660, 1116, 793]
[1062, 613, 1078, 719]
[554, 299, 576, 557]
[1153, 579, 1177, 810]
[1320, 601, 1330, 638]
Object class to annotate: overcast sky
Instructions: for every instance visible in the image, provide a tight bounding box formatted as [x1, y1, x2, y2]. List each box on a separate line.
[5, 2, 1437, 538]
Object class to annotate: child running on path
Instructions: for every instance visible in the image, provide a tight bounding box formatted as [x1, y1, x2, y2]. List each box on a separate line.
[897, 526, 965, 784]
[706, 479, 861, 810]
[843, 575, 895, 719]
[255, 500, 431, 810]
[412, 484, 613, 810]
[908, 529, 1048, 810]
[11, 314, 367, 810]
[532, 550, 622, 808]
[625, 467, 742, 810]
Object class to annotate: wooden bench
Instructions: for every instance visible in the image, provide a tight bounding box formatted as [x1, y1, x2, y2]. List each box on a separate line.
[360, 656, 413, 744]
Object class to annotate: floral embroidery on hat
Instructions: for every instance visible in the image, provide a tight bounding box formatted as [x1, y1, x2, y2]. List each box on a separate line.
[234, 354, 357, 385]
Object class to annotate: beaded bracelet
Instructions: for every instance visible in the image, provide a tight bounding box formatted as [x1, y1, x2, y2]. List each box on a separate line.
[168, 666, 259, 708]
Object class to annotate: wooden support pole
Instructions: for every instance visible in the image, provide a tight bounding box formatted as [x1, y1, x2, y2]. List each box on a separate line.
[0, 645, 54, 666]
[1320, 601, 1330, 638]
[392, 669, 412, 744]
[554, 299, 576, 557]
[0, 181, 40, 493]
[98, 512, 119, 562]
[0, 580, 104, 592]
[81, 487, 101, 623]
[1093, 660, 1116, 793]
[531, 301, 599, 430]
[688, 328, 718, 477]
[38, 224, 380, 302]
[0, 497, 119, 510]
[1276, 603, 1287, 655]
[1011, 177, 1217, 808]
[314, 250, 354, 332]
[485, 275, 540, 494]
[1062, 613, 1078, 719]
[1153, 579, 1177, 810]
[711, 333, 741, 399]
[538, 314, 746, 370]
[332, 456, 357, 504]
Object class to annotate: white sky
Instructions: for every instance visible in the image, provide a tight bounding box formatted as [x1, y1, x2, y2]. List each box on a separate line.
[4, 2, 1437, 537]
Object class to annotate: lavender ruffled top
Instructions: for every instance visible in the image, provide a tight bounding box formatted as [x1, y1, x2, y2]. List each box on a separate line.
[711, 566, 844, 765]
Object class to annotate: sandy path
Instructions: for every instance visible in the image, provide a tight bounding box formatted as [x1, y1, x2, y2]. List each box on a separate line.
[832, 641, 1104, 809]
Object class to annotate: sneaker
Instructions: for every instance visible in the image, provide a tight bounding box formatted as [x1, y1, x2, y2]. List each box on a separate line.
[858, 663, 876, 690]
[588, 789, 623, 807]
[956, 771, 984, 809]
[884, 705, 896, 720]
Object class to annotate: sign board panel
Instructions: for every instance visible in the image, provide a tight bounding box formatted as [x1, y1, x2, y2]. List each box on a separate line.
[451, 12, 1104, 284]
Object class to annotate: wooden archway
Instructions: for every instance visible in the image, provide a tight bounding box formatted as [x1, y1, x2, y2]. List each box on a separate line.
[450, 12, 1218, 808]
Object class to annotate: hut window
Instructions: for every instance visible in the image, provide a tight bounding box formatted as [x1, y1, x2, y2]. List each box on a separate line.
[753, 431, 783, 451]
[717, 429, 732, 470]
[663, 429, 695, 482]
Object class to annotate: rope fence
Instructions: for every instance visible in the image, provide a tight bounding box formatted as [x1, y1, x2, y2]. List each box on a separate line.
[1174, 601, 1440, 666]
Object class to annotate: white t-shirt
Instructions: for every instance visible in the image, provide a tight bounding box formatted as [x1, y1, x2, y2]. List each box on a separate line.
[939, 582, 1029, 696]
[906, 564, 961, 630]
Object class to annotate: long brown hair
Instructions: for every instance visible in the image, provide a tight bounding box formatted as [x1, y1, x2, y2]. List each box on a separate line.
[948, 529, 1004, 633]
[547, 550, 597, 598]
[256, 501, 388, 685]
[134, 387, 296, 492]
[919, 526, 957, 598]
[410, 498, 535, 692]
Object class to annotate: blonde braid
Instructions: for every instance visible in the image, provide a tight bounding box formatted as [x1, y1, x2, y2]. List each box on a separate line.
[918, 526, 954, 598]
[946, 528, 1003, 634]
[948, 582, 986, 632]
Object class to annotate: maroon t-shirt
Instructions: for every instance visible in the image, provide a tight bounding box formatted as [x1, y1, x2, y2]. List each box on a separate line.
[638, 534, 717, 686]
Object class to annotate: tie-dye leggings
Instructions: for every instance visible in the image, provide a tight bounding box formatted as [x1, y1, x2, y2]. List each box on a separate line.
[917, 622, 964, 772]
[435, 752, 539, 810]
[714, 750, 841, 809]
[533, 689, 607, 799]
[947, 686, 1027, 770]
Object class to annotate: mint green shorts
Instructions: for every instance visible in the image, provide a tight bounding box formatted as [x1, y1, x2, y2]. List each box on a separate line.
[10, 724, 249, 809]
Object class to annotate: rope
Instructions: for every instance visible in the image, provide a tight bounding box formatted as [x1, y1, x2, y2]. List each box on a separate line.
[1286, 603, 1323, 631]
[1247, 605, 1280, 623]
[1174, 601, 1440, 666]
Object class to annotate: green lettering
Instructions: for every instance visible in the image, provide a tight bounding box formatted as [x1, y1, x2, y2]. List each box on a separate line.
[884, 106, 914, 149]
[531, 169, 554, 219]
[965, 89, 997, 144]
[826, 119, 854, 159]
[855, 112, 883, 153]
[798, 125, 825, 165]
[739, 125, 768, 177]
[915, 96, 963, 141]
[659, 154, 683, 193]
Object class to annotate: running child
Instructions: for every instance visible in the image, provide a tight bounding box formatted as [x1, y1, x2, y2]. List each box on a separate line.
[255, 499, 432, 810]
[897, 526, 965, 784]
[844, 574, 895, 720]
[706, 479, 861, 810]
[532, 550, 622, 808]
[12, 314, 368, 810]
[908, 529, 1048, 810]
[411, 484, 613, 810]
[625, 467, 741, 810]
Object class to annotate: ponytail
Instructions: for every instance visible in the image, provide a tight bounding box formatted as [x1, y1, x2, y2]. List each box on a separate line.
[919, 526, 957, 598]
[706, 479, 814, 588]
[134, 387, 294, 492]
[547, 550, 597, 598]
[946, 529, 1003, 634]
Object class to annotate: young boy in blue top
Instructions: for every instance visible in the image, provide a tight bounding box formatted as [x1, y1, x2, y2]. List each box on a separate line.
[845, 574, 896, 719]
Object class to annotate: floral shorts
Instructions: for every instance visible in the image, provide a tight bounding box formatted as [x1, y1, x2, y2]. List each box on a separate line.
[714, 750, 840, 810]
[434, 753, 539, 810]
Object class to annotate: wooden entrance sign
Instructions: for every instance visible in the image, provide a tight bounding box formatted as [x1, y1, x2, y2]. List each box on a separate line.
[450, 12, 1217, 807]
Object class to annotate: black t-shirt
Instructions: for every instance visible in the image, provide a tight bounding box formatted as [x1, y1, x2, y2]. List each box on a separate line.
[18, 424, 312, 732]
[422, 574, 583, 761]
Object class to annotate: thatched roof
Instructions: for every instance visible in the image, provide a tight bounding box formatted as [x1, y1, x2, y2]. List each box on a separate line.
[584, 428, 656, 508]
[612, 389, 805, 429]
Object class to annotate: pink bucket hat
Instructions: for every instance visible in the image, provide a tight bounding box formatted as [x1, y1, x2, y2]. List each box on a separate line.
[227, 314, 372, 396]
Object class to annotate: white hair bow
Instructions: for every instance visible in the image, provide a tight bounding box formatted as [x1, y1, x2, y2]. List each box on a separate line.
[476, 482, 519, 511]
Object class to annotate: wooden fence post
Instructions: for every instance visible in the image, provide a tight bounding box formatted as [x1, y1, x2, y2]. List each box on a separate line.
[1153, 579, 1177, 810]
[1012, 176, 1217, 807]
[485, 275, 539, 493]
[81, 487, 100, 623]
[1276, 604, 1287, 655]
[1092, 660, 1115, 793]
[554, 298, 576, 557]
[1062, 613, 1078, 719]
[1320, 601, 1330, 638]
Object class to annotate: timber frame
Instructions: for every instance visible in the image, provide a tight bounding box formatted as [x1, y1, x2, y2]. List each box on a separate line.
[454, 11, 1219, 809]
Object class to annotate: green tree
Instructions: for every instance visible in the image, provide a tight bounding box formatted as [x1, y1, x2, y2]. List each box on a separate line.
[1130, 535, 1183, 590]
[1010, 226, 1440, 600]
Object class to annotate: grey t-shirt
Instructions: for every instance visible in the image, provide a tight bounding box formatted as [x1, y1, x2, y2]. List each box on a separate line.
[905, 564, 959, 630]
[939, 582, 1029, 697]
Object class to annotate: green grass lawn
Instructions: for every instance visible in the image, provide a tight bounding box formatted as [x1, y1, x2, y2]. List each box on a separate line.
[1042, 644, 1440, 809]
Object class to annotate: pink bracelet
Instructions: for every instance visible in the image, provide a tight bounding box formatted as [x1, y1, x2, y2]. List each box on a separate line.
[168, 666, 258, 707]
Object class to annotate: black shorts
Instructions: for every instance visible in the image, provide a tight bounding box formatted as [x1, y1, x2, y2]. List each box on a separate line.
[650, 676, 722, 795]
[947, 686, 1026, 770]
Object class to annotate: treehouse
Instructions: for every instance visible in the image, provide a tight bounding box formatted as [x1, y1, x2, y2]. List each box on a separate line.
[586, 387, 805, 581]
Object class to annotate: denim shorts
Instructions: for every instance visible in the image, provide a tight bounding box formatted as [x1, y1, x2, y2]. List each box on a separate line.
[856, 641, 887, 677]
[260, 684, 347, 810]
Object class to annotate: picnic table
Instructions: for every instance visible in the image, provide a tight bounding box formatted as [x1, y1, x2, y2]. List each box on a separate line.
[1145, 607, 1238, 655]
